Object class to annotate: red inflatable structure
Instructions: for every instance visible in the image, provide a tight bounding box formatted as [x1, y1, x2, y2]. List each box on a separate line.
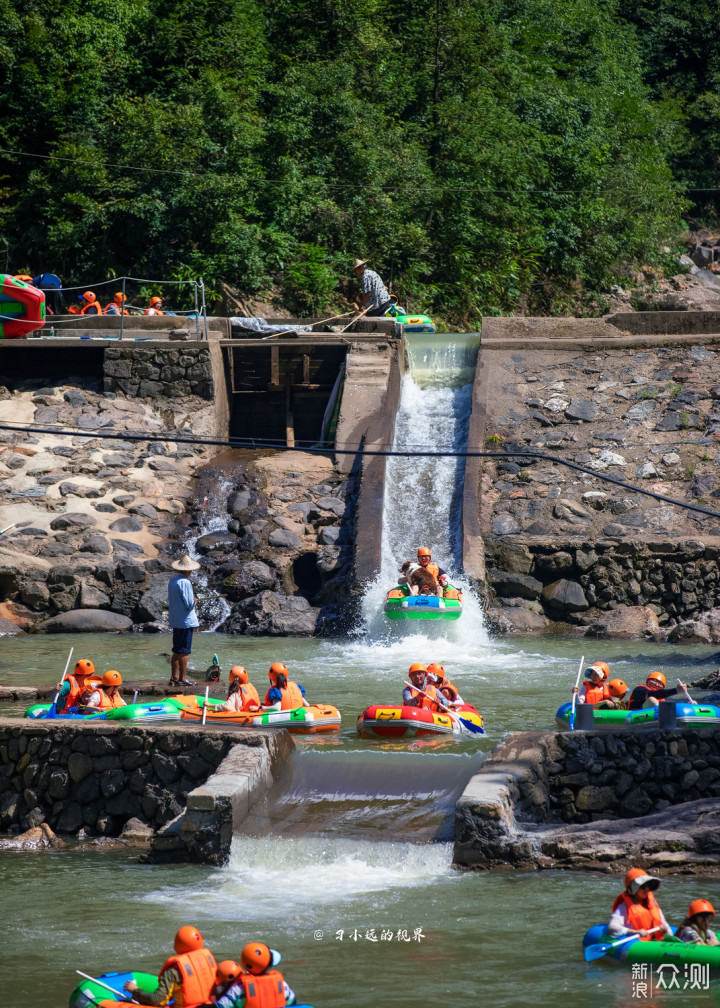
[0, 275, 45, 338]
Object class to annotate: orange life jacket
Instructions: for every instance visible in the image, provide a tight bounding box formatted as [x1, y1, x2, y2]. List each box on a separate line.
[240, 971, 287, 1008]
[408, 683, 439, 710]
[60, 674, 85, 712]
[279, 681, 304, 710]
[581, 682, 607, 705]
[144, 307, 165, 315]
[98, 688, 125, 710]
[159, 948, 217, 1008]
[80, 299, 102, 315]
[104, 301, 128, 315]
[611, 891, 664, 940]
[240, 682, 261, 710]
[423, 562, 441, 580]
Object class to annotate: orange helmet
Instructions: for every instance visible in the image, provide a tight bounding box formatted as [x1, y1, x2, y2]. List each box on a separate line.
[646, 672, 666, 688]
[174, 925, 203, 954]
[113, 292, 125, 301]
[586, 662, 609, 681]
[82, 290, 96, 301]
[74, 659, 95, 677]
[426, 662, 445, 682]
[408, 663, 427, 676]
[440, 684, 458, 701]
[268, 662, 288, 682]
[149, 296, 162, 307]
[216, 960, 241, 984]
[688, 899, 715, 918]
[102, 670, 122, 687]
[608, 679, 628, 697]
[417, 547, 432, 558]
[624, 868, 660, 894]
[240, 942, 281, 975]
[229, 666, 248, 684]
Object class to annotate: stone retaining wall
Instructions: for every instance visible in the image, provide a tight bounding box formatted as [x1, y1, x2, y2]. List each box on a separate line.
[454, 727, 720, 870]
[103, 346, 215, 399]
[485, 538, 720, 628]
[0, 719, 293, 864]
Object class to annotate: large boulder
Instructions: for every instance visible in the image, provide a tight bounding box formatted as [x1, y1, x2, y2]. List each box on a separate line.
[222, 561, 277, 601]
[222, 591, 319, 636]
[668, 609, 720, 645]
[33, 609, 134, 633]
[0, 616, 26, 635]
[487, 605, 550, 634]
[541, 579, 589, 613]
[583, 605, 661, 640]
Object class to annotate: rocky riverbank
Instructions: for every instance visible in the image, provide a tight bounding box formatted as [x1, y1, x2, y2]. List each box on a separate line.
[0, 368, 353, 636]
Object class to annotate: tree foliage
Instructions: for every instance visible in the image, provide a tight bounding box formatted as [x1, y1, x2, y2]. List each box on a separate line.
[0, 0, 706, 325]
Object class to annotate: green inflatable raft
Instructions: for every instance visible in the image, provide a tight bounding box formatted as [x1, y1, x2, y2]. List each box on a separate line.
[384, 583, 463, 621]
[583, 925, 720, 969]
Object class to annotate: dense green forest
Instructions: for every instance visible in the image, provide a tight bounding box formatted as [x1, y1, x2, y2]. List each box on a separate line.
[1, 0, 718, 325]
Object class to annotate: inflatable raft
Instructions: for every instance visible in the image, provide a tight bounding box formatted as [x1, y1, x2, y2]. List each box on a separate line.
[0, 274, 45, 338]
[384, 584, 463, 621]
[556, 700, 720, 732]
[357, 703, 484, 739]
[583, 924, 720, 969]
[179, 700, 341, 733]
[25, 697, 187, 722]
[69, 970, 316, 1008]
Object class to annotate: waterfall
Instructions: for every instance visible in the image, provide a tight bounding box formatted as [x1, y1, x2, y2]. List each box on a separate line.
[360, 333, 488, 645]
[183, 474, 233, 631]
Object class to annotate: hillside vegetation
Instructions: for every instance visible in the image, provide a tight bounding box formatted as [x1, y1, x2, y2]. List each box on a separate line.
[1, 0, 717, 325]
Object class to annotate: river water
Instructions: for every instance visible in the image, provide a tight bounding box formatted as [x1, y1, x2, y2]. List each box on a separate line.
[2, 335, 720, 1007]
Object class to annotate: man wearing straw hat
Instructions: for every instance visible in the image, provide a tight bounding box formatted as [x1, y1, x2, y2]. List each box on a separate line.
[352, 258, 393, 317]
[168, 554, 201, 686]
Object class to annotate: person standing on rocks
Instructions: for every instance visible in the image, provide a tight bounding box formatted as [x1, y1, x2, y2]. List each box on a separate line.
[168, 554, 201, 686]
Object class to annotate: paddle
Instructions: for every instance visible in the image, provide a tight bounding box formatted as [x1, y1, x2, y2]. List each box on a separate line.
[403, 680, 484, 735]
[75, 970, 139, 1003]
[677, 679, 695, 705]
[48, 646, 74, 717]
[584, 926, 663, 962]
[568, 655, 585, 731]
[0, 523, 15, 536]
[201, 685, 210, 725]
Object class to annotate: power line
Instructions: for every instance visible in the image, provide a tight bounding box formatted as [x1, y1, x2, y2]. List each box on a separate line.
[0, 420, 718, 522]
[0, 145, 709, 197]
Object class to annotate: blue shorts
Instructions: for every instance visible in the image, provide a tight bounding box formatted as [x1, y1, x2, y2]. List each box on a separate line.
[172, 627, 194, 655]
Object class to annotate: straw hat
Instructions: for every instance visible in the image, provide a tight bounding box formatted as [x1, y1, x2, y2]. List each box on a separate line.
[352, 258, 368, 270]
[171, 554, 201, 572]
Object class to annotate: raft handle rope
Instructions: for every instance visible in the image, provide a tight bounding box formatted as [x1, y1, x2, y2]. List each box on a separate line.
[1, 422, 720, 523]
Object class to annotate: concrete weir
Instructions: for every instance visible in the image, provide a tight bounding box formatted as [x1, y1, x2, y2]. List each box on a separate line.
[0, 719, 294, 866]
[454, 726, 720, 874]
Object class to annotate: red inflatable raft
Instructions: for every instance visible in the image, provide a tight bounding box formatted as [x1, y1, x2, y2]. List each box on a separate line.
[0, 275, 45, 338]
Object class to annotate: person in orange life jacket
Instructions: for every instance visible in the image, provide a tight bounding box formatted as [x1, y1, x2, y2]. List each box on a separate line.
[414, 547, 448, 597]
[594, 678, 629, 711]
[212, 942, 296, 1008]
[426, 661, 458, 696]
[104, 291, 129, 315]
[609, 868, 672, 940]
[55, 659, 95, 713]
[265, 672, 308, 711]
[82, 670, 126, 713]
[627, 671, 687, 710]
[210, 961, 243, 1004]
[144, 295, 164, 315]
[125, 925, 217, 1006]
[402, 664, 439, 710]
[79, 290, 102, 315]
[677, 899, 720, 946]
[573, 662, 610, 705]
[214, 666, 262, 712]
[439, 683, 465, 710]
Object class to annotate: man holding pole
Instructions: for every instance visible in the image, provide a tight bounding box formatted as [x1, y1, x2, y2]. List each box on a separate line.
[352, 258, 393, 317]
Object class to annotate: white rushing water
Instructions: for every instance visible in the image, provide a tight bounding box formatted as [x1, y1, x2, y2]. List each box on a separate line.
[360, 333, 488, 647]
[184, 473, 233, 631]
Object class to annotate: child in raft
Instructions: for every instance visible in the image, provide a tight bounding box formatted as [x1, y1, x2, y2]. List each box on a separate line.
[438, 684, 465, 710]
[677, 900, 720, 945]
